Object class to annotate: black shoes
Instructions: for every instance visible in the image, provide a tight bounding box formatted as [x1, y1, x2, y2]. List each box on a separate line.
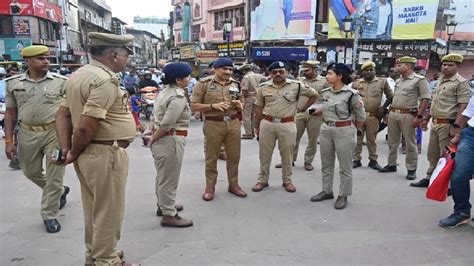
[310, 191, 334, 202]
[59, 186, 70, 210]
[406, 170, 417, 180]
[368, 160, 382, 171]
[379, 165, 397, 173]
[44, 219, 61, 233]
[352, 160, 362, 169]
[439, 212, 471, 228]
[334, 196, 347, 210]
[410, 178, 429, 187]
[9, 159, 20, 170]
[156, 204, 184, 217]
[275, 162, 295, 168]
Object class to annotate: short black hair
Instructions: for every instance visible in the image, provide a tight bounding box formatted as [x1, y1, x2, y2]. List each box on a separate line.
[89, 46, 126, 56]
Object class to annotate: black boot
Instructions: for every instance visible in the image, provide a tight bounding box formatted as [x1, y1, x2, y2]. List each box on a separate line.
[368, 160, 382, 171]
[379, 165, 397, 173]
[410, 178, 429, 187]
[352, 160, 362, 169]
[406, 170, 417, 180]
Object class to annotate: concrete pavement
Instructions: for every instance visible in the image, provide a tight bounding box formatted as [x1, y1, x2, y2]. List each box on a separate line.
[1, 120, 473, 265]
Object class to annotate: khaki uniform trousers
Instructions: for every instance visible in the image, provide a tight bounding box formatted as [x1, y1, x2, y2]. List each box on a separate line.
[258, 120, 297, 184]
[242, 97, 256, 136]
[294, 112, 323, 164]
[152, 135, 185, 216]
[73, 142, 128, 266]
[320, 124, 356, 196]
[426, 123, 451, 177]
[387, 112, 417, 170]
[203, 119, 241, 186]
[17, 127, 65, 220]
[354, 116, 380, 161]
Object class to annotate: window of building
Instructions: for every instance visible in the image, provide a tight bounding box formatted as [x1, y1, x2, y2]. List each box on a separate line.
[214, 6, 245, 31]
[0, 16, 13, 37]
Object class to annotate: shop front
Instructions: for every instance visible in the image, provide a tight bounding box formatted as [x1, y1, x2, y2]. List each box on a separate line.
[251, 46, 309, 72]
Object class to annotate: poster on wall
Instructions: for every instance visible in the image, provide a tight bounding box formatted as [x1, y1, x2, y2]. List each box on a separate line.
[251, 0, 317, 41]
[13, 17, 30, 36]
[0, 0, 62, 23]
[328, 0, 439, 40]
[0, 38, 32, 61]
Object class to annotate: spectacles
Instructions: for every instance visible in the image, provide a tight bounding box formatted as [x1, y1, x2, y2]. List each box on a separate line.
[270, 69, 286, 75]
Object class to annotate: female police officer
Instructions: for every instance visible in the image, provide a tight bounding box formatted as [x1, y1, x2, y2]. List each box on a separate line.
[147, 63, 193, 227]
[310, 63, 366, 209]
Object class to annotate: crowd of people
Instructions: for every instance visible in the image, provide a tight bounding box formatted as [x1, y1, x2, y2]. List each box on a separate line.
[1, 31, 473, 265]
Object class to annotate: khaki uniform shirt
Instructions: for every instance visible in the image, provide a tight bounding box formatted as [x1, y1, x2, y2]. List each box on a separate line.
[154, 84, 191, 131]
[392, 73, 430, 109]
[61, 59, 135, 141]
[5, 71, 67, 125]
[320, 85, 366, 122]
[256, 79, 317, 117]
[241, 71, 267, 98]
[352, 77, 393, 113]
[297, 75, 327, 109]
[191, 75, 240, 116]
[430, 73, 472, 120]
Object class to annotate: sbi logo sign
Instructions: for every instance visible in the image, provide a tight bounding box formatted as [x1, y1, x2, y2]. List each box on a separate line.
[256, 50, 271, 57]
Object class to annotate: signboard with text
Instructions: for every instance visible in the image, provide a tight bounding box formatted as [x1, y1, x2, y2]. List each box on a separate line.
[251, 47, 308, 61]
[13, 17, 30, 36]
[0, 0, 63, 23]
[217, 42, 245, 57]
[358, 40, 431, 58]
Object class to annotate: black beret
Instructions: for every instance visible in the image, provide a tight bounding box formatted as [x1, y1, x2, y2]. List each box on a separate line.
[212, 57, 234, 68]
[327, 63, 352, 74]
[267, 61, 286, 71]
[162, 63, 192, 84]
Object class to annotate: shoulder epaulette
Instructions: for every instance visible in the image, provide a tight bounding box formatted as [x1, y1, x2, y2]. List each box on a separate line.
[321, 88, 331, 93]
[3, 74, 21, 82]
[51, 73, 68, 80]
[199, 76, 213, 83]
[414, 74, 426, 80]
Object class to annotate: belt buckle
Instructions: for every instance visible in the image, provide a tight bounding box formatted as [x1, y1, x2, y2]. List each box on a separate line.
[326, 121, 335, 127]
[223, 116, 231, 122]
[273, 118, 281, 123]
[31, 125, 43, 131]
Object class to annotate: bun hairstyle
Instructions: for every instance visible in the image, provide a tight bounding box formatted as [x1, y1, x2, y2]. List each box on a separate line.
[327, 63, 353, 85]
[161, 63, 192, 85]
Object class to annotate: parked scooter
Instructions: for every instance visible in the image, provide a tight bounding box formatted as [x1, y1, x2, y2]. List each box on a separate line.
[139, 86, 159, 119]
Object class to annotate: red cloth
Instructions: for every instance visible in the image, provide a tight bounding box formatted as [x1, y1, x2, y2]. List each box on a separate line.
[426, 146, 457, 202]
[132, 112, 140, 127]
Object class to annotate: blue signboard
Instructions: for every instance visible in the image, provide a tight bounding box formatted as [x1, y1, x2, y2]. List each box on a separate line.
[251, 47, 308, 61]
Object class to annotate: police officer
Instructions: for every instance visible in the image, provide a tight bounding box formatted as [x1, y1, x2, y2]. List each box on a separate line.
[411, 54, 472, 188]
[191, 57, 247, 201]
[252, 61, 317, 193]
[239, 64, 267, 139]
[147, 63, 193, 227]
[352, 61, 393, 170]
[4, 45, 69, 233]
[310, 63, 365, 209]
[379, 56, 430, 180]
[55, 32, 138, 266]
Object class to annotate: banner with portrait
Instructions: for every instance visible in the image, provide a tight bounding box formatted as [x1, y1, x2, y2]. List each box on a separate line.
[328, 0, 439, 40]
[251, 0, 317, 41]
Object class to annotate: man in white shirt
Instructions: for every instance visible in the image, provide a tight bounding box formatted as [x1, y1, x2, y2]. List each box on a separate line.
[439, 94, 474, 228]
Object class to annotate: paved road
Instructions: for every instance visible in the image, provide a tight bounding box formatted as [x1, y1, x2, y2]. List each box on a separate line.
[1, 119, 473, 265]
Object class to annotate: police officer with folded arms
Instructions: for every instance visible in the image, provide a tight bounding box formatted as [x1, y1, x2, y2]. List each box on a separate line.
[147, 63, 193, 228]
[310, 63, 365, 210]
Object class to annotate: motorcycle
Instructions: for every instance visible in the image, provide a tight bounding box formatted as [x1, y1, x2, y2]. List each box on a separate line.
[139, 86, 159, 119]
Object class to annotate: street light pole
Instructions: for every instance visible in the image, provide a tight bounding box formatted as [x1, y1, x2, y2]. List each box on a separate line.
[223, 20, 232, 57]
[446, 21, 457, 55]
[343, 17, 352, 64]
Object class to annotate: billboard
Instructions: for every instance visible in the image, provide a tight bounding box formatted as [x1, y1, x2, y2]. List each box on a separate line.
[0, 38, 32, 61]
[251, 0, 317, 41]
[328, 0, 439, 40]
[0, 0, 63, 23]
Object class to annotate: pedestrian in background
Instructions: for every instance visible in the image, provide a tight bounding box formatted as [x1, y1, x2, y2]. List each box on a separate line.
[379, 56, 430, 180]
[310, 63, 365, 210]
[55, 32, 138, 266]
[4, 45, 69, 233]
[147, 62, 193, 228]
[252, 61, 317, 193]
[191, 57, 247, 201]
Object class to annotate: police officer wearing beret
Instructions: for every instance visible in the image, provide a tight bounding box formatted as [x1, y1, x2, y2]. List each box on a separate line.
[4, 45, 69, 233]
[352, 61, 393, 171]
[252, 61, 317, 193]
[310, 63, 365, 210]
[411, 54, 472, 188]
[55, 32, 138, 265]
[379, 56, 431, 181]
[191, 57, 247, 201]
[147, 63, 193, 227]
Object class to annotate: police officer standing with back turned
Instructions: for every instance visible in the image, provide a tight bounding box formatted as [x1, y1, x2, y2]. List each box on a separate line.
[310, 63, 365, 210]
[4, 45, 69, 233]
[352, 61, 393, 171]
[55, 33, 139, 266]
[191, 57, 247, 201]
[379, 56, 430, 180]
[252, 61, 317, 193]
[410, 54, 471, 188]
